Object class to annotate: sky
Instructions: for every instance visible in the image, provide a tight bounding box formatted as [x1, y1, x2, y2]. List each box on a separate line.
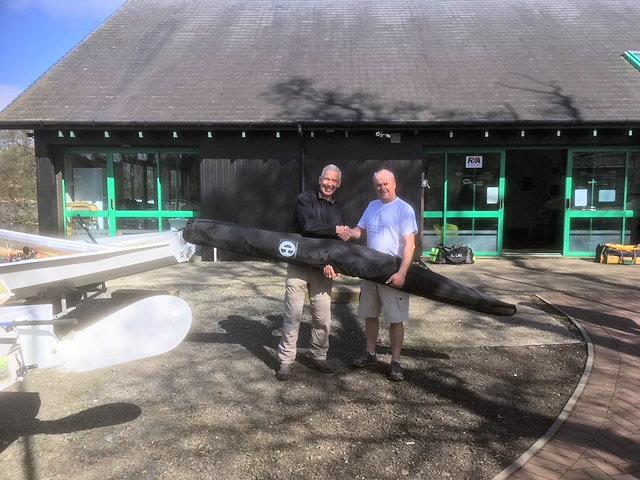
[0, 0, 125, 110]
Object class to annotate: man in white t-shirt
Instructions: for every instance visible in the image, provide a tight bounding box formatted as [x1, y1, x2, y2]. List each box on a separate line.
[344, 169, 418, 381]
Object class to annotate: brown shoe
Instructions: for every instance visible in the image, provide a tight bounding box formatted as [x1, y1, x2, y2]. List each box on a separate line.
[308, 358, 335, 374]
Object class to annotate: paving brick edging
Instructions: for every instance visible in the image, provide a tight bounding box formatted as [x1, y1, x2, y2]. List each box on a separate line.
[491, 294, 595, 480]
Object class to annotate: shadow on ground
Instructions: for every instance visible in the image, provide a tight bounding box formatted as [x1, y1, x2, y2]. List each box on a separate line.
[0, 390, 141, 454]
[0, 259, 608, 479]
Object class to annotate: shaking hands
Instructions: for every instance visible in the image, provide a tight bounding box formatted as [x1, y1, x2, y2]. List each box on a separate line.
[336, 225, 351, 241]
[325, 226, 351, 279]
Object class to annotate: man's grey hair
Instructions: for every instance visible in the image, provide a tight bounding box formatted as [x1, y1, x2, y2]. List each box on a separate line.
[319, 164, 342, 182]
[373, 168, 395, 182]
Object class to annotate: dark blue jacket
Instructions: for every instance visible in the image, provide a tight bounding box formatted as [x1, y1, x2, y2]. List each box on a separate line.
[292, 189, 343, 238]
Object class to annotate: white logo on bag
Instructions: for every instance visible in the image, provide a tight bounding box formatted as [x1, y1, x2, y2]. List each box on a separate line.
[278, 240, 297, 257]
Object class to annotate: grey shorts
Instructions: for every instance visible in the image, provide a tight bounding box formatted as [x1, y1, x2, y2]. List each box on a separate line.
[357, 280, 410, 324]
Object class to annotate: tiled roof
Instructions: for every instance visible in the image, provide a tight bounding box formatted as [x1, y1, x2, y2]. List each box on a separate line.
[2, 0, 640, 127]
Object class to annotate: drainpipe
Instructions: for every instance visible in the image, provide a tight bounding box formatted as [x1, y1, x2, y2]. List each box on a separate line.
[297, 124, 305, 192]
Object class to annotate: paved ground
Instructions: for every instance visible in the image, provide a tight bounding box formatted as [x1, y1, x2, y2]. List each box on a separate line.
[504, 291, 640, 480]
[0, 257, 638, 479]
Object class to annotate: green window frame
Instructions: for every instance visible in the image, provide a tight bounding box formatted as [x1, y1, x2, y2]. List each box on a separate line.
[624, 51, 640, 72]
[424, 145, 640, 258]
[562, 147, 638, 256]
[423, 148, 506, 257]
[62, 148, 199, 237]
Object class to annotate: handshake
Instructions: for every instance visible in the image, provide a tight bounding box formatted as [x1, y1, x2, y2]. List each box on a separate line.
[336, 225, 352, 241]
[326, 225, 357, 279]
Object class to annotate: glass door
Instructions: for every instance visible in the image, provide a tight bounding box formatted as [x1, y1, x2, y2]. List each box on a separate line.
[113, 153, 161, 234]
[563, 150, 635, 256]
[423, 149, 505, 256]
[63, 149, 199, 238]
[62, 153, 109, 240]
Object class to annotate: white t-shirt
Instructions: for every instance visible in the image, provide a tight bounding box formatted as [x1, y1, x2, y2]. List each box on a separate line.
[357, 197, 418, 257]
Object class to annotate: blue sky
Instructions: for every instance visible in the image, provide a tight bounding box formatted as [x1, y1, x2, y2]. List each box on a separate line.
[0, 0, 125, 109]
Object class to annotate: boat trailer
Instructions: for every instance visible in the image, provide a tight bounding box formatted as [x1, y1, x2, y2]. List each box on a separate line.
[0, 229, 196, 391]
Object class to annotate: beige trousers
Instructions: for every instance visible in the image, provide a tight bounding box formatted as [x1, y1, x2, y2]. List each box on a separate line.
[277, 263, 332, 365]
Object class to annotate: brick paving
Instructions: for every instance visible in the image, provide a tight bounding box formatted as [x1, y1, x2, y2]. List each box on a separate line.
[506, 292, 640, 480]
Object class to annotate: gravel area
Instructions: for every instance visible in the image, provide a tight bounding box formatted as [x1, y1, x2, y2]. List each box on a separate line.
[0, 260, 586, 480]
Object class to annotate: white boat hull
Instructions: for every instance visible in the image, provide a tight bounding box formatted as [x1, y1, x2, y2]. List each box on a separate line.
[0, 230, 195, 300]
[58, 295, 192, 372]
[1, 296, 192, 390]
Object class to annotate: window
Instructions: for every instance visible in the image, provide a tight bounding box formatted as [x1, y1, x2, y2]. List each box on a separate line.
[63, 149, 199, 237]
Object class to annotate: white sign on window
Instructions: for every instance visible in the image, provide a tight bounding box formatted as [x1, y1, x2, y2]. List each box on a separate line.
[598, 190, 616, 203]
[465, 155, 483, 168]
[574, 189, 588, 207]
[486, 187, 499, 205]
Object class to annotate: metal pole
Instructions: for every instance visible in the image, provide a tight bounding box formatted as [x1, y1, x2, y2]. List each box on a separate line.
[298, 125, 306, 193]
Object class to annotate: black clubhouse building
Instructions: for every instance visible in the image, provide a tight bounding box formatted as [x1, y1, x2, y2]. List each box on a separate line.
[1, 0, 640, 257]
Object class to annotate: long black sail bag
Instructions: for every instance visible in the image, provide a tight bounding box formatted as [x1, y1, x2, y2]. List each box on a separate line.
[183, 219, 516, 316]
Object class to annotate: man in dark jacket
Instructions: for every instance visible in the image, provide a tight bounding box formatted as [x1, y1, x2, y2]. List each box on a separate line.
[276, 164, 350, 381]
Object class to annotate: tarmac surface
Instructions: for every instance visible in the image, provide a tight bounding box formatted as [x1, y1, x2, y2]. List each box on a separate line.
[0, 257, 638, 479]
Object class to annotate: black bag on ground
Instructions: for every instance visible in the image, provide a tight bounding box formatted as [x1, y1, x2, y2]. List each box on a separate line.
[435, 244, 475, 264]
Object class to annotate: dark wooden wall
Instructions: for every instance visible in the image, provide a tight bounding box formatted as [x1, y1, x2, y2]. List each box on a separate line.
[198, 130, 423, 258]
[199, 131, 301, 232]
[198, 130, 424, 230]
[33, 126, 639, 260]
[34, 133, 60, 235]
[303, 130, 423, 228]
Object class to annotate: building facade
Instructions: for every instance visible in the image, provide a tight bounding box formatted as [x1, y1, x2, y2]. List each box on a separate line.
[2, 0, 640, 257]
